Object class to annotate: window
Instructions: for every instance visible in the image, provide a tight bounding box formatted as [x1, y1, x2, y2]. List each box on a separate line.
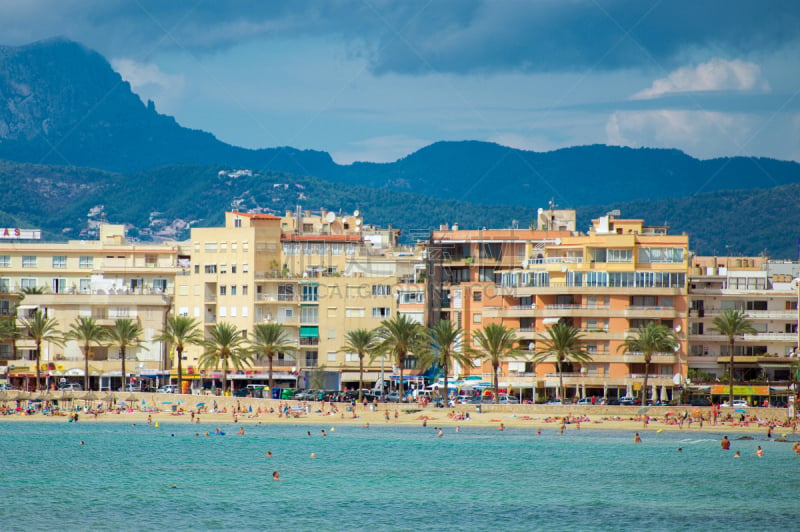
[372, 307, 391, 318]
[152, 279, 167, 293]
[194, 265, 200, 274]
[345, 352, 360, 362]
[327, 351, 337, 362]
[219, 285, 227, 296]
[204, 264, 217, 274]
[204, 242, 217, 252]
[472, 291, 482, 302]
[241, 285, 248, 295]
[231, 264, 237, 274]
[301, 306, 319, 323]
[0, 256, 9, 268]
[51, 256, 66, 268]
[220, 242, 227, 252]
[22, 256, 37, 268]
[52, 278, 66, 293]
[302, 284, 318, 302]
[20, 278, 37, 290]
[372, 285, 391, 296]
[331, 243, 342, 256]
[79, 279, 91, 292]
[234, 218, 242, 228]
[345, 308, 365, 318]
[473, 313, 482, 323]
[607, 249, 633, 263]
[638, 247, 685, 263]
[278, 285, 294, 301]
[242, 263, 249, 273]
[399, 291, 424, 304]
[231, 285, 237, 296]
[220, 264, 227, 274]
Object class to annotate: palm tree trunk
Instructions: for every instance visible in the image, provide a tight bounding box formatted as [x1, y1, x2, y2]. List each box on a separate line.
[398, 353, 404, 403]
[442, 359, 449, 408]
[176, 345, 183, 395]
[358, 354, 364, 402]
[558, 359, 564, 404]
[493, 362, 499, 404]
[642, 357, 650, 427]
[83, 343, 90, 391]
[268, 354, 274, 390]
[729, 339, 735, 407]
[34, 341, 41, 392]
[120, 347, 126, 393]
[223, 367, 228, 395]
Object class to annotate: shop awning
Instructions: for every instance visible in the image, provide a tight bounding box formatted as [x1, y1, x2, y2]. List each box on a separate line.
[710, 385, 769, 395]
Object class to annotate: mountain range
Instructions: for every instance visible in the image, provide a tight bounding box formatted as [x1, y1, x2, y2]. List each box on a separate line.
[1, 38, 799, 258]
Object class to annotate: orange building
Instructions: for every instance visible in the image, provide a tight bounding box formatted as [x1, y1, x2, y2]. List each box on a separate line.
[423, 210, 689, 402]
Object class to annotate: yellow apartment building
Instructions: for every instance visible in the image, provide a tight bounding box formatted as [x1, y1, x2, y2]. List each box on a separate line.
[687, 256, 800, 404]
[0, 224, 179, 390]
[176, 209, 417, 392]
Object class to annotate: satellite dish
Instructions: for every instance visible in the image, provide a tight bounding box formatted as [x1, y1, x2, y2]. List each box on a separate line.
[353, 209, 360, 217]
[325, 212, 336, 223]
[674, 325, 682, 332]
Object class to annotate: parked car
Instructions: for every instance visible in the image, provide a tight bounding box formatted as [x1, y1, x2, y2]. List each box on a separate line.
[59, 383, 83, 391]
[544, 398, 564, 405]
[498, 395, 520, 404]
[687, 397, 712, 406]
[293, 389, 314, 401]
[0, 383, 15, 391]
[618, 396, 640, 406]
[721, 399, 749, 408]
[386, 391, 400, 402]
[157, 385, 177, 394]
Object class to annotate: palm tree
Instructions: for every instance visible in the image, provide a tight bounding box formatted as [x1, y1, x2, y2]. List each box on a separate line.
[340, 328, 378, 402]
[18, 310, 61, 391]
[471, 323, 523, 404]
[64, 316, 107, 391]
[375, 314, 430, 403]
[156, 316, 203, 394]
[250, 323, 296, 391]
[711, 309, 756, 407]
[618, 322, 679, 406]
[533, 322, 591, 404]
[0, 317, 21, 364]
[199, 322, 251, 395]
[428, 320, 472, 406]
[107, 318, 148, 392]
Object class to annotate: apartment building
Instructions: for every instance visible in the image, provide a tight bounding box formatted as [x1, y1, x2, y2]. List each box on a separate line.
[176, 209, 417, 391]
[440, 211, 691, 401]
[0, 224, 179, 389]
[687, 256, 800, 403]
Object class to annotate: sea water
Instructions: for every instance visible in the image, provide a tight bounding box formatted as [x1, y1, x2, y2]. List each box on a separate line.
[0, 421, 796, 531]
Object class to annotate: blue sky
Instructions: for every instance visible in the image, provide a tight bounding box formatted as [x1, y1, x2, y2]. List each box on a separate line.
[1, 0, 799, 164]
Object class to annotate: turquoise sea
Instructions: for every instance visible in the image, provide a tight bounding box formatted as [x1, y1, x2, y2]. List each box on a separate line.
[0, 421, 797, 531]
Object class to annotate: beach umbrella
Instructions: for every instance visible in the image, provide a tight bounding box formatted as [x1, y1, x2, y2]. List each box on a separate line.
[161, 401, 172, 405]
[650, 384, 657, 402]
[124, 393, 138, 403]
[734, 408, 748, 413]
[196, 402, 206, 408]
[660, 386, 668, 402]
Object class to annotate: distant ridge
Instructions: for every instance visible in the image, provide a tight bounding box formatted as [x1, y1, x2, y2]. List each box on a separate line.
[1, 38, 800, 257]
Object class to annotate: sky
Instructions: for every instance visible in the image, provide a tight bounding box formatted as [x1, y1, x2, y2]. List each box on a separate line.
[1, 0, 799, 164]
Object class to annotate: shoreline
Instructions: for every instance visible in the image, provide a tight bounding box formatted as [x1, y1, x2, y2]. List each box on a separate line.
[2, 393, 796, 436]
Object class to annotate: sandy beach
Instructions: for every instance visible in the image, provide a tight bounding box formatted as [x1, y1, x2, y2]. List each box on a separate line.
[3, 392, 797, 437]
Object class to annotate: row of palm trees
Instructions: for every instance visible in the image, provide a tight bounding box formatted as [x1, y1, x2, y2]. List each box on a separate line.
[2, 306, 756, 403]
[0, 312, 296, 394]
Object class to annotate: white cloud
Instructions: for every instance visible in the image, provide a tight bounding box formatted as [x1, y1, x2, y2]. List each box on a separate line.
[606, 110, 745, 158]
[330, 135, 430, 164]
[111, 58, 185, 112]
[632, 58, 770, 100]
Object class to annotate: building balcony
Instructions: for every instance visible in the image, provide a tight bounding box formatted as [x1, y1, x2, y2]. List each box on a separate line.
[698, 309, 797, 320]
[689, 332, 797, 343]
[482, 305, 536, 318]
[500, 284, 685, 297]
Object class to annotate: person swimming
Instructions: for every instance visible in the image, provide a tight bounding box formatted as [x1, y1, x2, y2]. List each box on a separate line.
[272, 471, 281, 481]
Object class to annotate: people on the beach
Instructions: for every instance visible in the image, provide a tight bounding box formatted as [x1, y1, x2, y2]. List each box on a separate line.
[721, 436, 731, 450]
[634, 432, 641, 444]
[756, 445, 764, 457]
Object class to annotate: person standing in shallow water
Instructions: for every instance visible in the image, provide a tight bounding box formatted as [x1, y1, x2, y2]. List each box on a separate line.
[721, 436, 731, 450]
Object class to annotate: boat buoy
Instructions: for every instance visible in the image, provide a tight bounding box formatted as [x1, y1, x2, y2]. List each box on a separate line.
[657, 429, 663, 433]
[155, 421, 159, 428]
